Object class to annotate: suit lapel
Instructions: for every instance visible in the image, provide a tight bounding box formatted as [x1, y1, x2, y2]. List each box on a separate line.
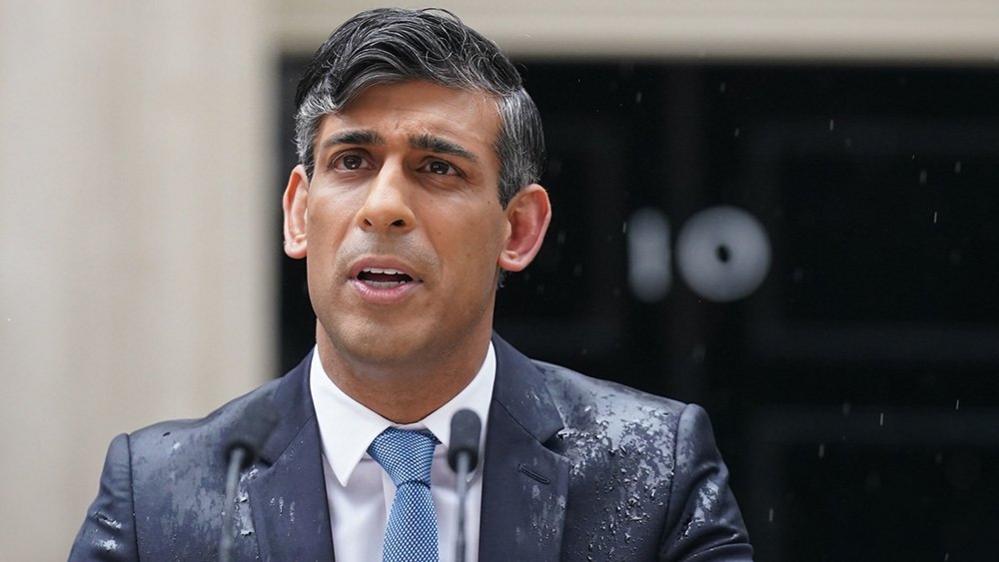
[247, 351, 335, 562]
[479, 335, 569, 562]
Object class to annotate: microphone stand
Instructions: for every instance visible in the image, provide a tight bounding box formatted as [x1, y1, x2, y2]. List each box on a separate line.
[219, 447, 246, 562]
[455, 452, 471, 562]
[219, 395, 278, 562]
[448, 408, 481, 562]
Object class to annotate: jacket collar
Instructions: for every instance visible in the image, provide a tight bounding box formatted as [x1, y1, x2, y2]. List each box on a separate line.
[248, 349, 336, 562]
[478, 334, 569, 562]
[488, 334, 564, 443]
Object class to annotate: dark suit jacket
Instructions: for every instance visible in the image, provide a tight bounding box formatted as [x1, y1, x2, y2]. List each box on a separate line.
[71, 335, 752, 561]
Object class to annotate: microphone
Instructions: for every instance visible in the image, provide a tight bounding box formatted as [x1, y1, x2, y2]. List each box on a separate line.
[219, 394, 279, 562]
[448, 409, 482, 562]
[223, 394, 279, 468]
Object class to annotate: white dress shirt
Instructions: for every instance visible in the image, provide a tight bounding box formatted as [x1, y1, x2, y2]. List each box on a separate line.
[309, 343, 495, 562]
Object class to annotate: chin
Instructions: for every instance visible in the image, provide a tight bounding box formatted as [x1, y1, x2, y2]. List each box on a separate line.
[327, 320, 431, 366]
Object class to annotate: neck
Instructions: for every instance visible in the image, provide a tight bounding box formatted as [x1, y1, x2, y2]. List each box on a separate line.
[315, 325, 492, 424]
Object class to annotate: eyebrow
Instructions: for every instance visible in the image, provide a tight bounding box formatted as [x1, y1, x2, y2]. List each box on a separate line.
[410, 133, 479, 163]
[319, 129, 385, 150]
[318, 129, 479, 163]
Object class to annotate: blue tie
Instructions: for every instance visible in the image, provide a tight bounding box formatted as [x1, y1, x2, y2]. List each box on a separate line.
[367, 428, 440, 562]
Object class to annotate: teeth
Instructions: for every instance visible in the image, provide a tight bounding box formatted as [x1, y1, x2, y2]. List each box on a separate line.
[362, 267, 405, 275]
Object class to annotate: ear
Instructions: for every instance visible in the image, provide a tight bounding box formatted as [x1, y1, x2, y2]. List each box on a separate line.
[282, 164, 310, 259]
[498, 183, 552, 272]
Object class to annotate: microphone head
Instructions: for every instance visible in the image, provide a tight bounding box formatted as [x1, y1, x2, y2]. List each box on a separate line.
[447, 408, 482, 473]
[224, 393, 279, 469]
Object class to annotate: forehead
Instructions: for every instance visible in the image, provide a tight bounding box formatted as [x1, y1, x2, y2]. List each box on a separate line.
[317, 81, 502, 157]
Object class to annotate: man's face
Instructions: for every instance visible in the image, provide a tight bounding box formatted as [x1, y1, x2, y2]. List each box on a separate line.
[286, 81, 512, 368]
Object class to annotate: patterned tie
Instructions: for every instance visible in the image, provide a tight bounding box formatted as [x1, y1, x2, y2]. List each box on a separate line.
[367, 428, 440, 562]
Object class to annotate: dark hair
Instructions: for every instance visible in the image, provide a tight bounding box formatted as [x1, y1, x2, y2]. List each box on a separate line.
[294, 8, 545, 206]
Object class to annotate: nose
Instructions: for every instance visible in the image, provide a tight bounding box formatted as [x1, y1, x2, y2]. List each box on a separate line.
[357, 160, 416, 233]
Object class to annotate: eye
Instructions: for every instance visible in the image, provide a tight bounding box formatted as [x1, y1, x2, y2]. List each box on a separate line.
[422, 159, 460, 176]
[330, 153, 371, 171]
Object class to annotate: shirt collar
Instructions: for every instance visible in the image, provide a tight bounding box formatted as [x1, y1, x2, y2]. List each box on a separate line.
[309, 342, 496, 487]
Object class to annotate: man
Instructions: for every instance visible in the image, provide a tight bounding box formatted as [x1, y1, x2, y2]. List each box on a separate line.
[71, 8, 751, 561]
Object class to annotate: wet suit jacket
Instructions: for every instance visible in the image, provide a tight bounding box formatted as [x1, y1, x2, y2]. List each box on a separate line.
[70, 334, 753, 561]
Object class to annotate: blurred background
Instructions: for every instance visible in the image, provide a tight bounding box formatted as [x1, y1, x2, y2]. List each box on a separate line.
[2, 0, 998, 560]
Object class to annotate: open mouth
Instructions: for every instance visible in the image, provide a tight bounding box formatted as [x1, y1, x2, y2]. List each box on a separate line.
[355, 267, 416, 288]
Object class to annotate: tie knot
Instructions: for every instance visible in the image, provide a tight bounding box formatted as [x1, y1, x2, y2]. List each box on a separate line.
[367, 428, 438, 487]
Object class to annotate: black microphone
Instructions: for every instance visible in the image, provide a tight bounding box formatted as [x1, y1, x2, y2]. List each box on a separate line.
[219, 394, 279, 562]
[223, 394, 279, 468]
[448, 409, 482, 562]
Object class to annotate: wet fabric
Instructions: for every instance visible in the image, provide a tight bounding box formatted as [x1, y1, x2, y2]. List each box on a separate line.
[68, 334, 753, 562]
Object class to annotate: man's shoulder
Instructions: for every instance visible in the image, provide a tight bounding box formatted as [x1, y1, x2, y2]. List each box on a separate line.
[532, 359, 686, 416]
[521, 363, 751, 560]
[76, 378, 287, 561]
[127, 376, 284, 468]
[529, 359, 693, 467]
[532, 359, 688, 434]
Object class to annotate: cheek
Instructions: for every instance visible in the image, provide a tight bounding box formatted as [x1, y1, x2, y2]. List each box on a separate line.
[309, 188, 364, 235]
[448, 218, 504, 275]
[307, 200, 359, 279]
